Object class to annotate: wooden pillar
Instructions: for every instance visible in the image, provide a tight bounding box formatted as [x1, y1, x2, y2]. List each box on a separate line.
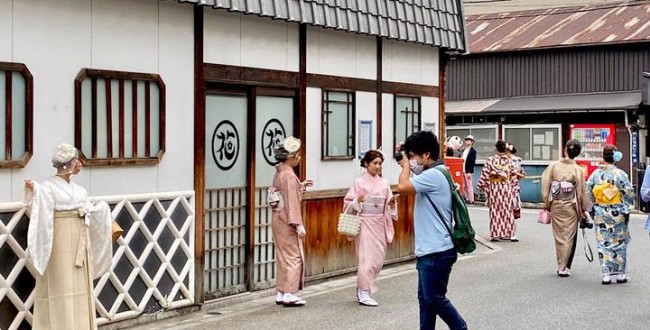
[439, 52, 449, 158]
[299, 24, 307, 179]
[192, 4, 206, 304]
[376, 37, 383, 149]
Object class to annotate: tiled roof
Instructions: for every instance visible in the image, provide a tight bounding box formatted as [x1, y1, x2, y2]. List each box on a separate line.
[466, 1, 650, 53]
[181, 0, 467, 52]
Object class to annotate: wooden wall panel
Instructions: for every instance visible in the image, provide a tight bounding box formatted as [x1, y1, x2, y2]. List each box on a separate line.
[302, 193, 415, 279]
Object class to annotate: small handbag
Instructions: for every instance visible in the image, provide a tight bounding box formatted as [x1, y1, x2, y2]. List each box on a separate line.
[337, 203, 362, 237]
[537, 209, 551, 225]
[112, 220, 124, 243]
[513, 208, 521, 219]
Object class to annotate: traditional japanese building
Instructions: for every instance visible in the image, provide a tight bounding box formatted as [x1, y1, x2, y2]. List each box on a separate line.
[446, 1, 650, 203]
[0, 1, 467, 328]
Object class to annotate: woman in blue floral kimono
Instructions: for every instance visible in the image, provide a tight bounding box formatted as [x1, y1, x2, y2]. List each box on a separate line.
[585, 144, 634, 285]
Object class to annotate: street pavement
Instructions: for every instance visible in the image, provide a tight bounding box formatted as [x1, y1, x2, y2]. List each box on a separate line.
[119, 207, 650, 330]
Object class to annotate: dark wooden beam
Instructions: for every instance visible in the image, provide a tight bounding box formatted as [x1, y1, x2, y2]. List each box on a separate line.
[299, 24, 307, 180]
[193, 4, 206, 304]
[383, 81, 439, 97]
[439, 53, 448, 158]
[203, 63, 299, 88]
[376, 36, 382, 150]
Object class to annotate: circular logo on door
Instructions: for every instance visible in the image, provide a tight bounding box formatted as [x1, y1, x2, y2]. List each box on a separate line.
[212, 120, 240, 170]
[261, 119, 287, 166]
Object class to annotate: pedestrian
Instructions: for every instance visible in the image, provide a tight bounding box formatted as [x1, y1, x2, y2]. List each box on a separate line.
[541, 139, 589, 277]
[461, 135, 477, 204]
[343, 150, 398, 306]
[270, 136, 313, 306]
[24, 143, 114, 330]
[640, 167, 650, 233]
[477, 140, 519, 242]
[396, 131, 468, 330]
[585, 144, 634, 284]
[506, 143, 525, 219]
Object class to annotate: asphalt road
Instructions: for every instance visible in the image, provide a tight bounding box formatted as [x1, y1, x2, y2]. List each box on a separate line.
[123, 207, 650, 330]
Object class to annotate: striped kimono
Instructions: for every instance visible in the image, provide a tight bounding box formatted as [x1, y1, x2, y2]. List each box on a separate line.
[478, 154, 518, 239]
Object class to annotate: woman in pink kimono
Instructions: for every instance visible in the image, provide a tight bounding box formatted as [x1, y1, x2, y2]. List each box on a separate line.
[478, 140, 519, 242]
[344, 150, 398, 306]
[271, 137, 313, 306]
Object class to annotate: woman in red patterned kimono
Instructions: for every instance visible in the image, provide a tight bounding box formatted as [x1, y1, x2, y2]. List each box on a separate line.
[478, 140, 519, 242]
[343, 150, 398, 306]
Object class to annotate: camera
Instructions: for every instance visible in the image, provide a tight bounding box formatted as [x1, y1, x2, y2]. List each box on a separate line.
[579, 219, 593, 229]
[394, 145, 406, 162]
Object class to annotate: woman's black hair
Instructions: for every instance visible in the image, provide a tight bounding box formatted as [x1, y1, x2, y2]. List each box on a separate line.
[603, 144, 616, 163]
[495, 140, 507, 153]
[361, 150, 384, 168]
[565, 139, 582, 159]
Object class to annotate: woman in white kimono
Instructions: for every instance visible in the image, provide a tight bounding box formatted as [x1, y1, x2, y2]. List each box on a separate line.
[270, 137, 313, 306]
[24, 143, 113, 330]
[344, 150, 398, 306]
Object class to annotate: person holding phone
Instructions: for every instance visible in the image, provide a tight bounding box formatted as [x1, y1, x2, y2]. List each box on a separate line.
[343, 150, 398, 306]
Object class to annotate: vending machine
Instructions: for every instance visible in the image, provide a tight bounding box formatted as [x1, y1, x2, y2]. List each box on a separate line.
[569, 124, 616, 178]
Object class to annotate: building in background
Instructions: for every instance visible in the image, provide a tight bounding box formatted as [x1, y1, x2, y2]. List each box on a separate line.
[0, 1, 467, 329]
[446, 1, 650, 203]
[464, 0, 625, 15]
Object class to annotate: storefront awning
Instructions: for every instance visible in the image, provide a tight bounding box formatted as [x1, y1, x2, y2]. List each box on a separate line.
[446, 91, 642, 115]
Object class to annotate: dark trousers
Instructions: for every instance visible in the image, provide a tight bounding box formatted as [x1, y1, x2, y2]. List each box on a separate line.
[416, 248, 467, 330]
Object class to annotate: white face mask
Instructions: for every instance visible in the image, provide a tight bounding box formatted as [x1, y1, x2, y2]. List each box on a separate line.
[409, 159, 424, 175]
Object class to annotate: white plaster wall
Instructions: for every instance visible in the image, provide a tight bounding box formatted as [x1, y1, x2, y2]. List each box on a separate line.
[1, 0, 194, 202]
[306, 88, 382, 190]
[383, 40, 439, 85]
[306, 27, 376, 79]
[204, 10, 299, 72]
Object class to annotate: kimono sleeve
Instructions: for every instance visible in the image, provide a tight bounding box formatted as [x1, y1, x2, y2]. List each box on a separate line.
[384, 183, 398, 220]
[343, 179, 362, 213]
[540, 162, 555, 208]
[616, 170, 635, 207]
[88, 201, 113, 279]
[585, 170, 597, 210]
[477, 158, 492, 191]
[25, 182, 56, 275]
[574, 165, 589, 214]
[282, 174, 304, 226]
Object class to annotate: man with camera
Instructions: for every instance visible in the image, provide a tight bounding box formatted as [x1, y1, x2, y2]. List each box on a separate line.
[396, 131, 468, 330]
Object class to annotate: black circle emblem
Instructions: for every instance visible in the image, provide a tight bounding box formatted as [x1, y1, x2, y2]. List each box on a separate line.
[211, 120, 240, 170]
[261, 119, 287, 166]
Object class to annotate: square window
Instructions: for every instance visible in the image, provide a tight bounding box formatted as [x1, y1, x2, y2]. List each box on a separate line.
[322, 91, 355, 159]
[75, 69, 165, 166]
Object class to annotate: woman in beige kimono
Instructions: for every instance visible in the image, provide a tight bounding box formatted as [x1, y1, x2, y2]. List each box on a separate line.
[271, 137, 313, 306]
[344, 150, 398, 306]
[24, 143, 113, 330]
[541, 139, 589, 277]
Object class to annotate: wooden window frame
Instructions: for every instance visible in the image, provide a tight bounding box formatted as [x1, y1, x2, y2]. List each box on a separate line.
[321, 89, 356, 160]
[393, 95, 422, 150]
[75, 68, 166, 166]
[0, 62, 33, 169]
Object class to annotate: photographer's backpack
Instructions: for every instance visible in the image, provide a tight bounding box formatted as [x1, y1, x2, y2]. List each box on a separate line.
[425, 165, 477, 254]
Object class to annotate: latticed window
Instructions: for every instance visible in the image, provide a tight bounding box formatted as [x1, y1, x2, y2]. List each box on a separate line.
[0, 62, 33, 168]
[322, 91, 355, 159]
[394, 96, 420, 147]
[75, 69, 165, 165]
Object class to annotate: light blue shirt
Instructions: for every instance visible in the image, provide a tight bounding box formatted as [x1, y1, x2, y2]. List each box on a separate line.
[410, 165, 454, 256]
[641, 169, 650, 231]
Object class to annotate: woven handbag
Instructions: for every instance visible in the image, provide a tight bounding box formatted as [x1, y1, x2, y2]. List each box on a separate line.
[337, 203, 362, 237]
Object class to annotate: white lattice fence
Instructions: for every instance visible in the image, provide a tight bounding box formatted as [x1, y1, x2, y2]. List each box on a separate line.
[0, 191, 195, 330]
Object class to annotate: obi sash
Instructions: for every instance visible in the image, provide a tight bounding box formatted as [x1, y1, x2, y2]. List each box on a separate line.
[550, 181, 576, 200]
